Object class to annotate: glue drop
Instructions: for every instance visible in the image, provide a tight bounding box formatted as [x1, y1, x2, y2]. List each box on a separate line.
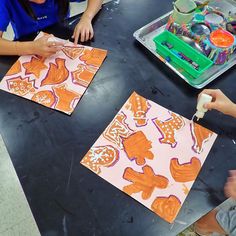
[195, 94, 213, 121]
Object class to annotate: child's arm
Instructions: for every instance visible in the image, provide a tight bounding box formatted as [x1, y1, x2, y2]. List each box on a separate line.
[199, 89, 236, 118]
[72, 0, 103, 43]
[224, 170, 236, 199]
[0, 32, 64, 57]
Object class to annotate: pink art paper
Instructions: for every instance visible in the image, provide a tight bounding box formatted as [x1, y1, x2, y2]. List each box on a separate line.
[80, 92, 217, 223]
[0, 32, 107, 115]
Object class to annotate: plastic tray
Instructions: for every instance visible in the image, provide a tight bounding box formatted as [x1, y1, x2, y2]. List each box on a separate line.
[153, 31, 213, 78]
[133, 0, 236, 89]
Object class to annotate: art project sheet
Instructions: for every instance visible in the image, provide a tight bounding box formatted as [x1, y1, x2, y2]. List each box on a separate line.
[0, 33, 107, 115]
[81, 92, 217, 223]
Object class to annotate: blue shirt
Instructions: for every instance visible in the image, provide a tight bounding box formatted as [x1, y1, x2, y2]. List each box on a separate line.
[0, 0, 82, 39]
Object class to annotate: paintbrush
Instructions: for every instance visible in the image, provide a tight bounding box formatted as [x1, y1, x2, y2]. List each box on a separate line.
[186, 1, 210, 14]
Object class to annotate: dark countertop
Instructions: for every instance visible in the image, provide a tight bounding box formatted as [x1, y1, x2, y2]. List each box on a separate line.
[0, 1, 236, 235]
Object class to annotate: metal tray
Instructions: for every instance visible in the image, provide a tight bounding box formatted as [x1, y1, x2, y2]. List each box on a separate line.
[133, 0, 236, 89]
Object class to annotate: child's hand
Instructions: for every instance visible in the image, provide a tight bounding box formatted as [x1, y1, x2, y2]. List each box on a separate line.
[72, 15, 94, 44]
[199, 89, 236, 117]
[224, 170, 236, 199]
[32, 34, 64, 58]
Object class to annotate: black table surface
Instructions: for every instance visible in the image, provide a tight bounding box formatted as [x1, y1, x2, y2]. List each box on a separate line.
[0, 1, 236, 235]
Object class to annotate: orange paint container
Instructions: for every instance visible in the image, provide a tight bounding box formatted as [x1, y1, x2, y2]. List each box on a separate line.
[210, 29, 235, 48]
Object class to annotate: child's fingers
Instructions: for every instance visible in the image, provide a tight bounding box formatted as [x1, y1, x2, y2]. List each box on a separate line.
[43, 34, 53, 39]
[224, 186, 230, 197]
[47, 41, 64, 47]
[230, 170, 236, 177]
[47, 47, 60, 54]
[74, 33, 79, 45]
[227, 178, 235, 185]
[90, 29, 94, 40]
[198, 89, 208, 99]
[203, 102, 216, 110]
[198, 89, 218, 101]
[42, 34, 54, 43]
[80, 30, 86, 42]
[41, 52, 54, 59]
[85, 30, 90, 41]
[72, 31, 75, 39]
[198, 89, 208, 101]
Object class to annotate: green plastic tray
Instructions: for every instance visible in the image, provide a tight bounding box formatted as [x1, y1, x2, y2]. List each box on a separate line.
[153, 31, 213, 78]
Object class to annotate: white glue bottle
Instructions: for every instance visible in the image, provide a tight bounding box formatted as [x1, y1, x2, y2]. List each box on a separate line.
[194, 93, 213, 121]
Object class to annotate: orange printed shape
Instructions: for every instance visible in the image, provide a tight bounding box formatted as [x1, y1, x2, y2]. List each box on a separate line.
[32, 90, 56, 108]
[62, 46, 84, 60]
[152, 112, 185, 148]
[151, 195, 181, 223]
[191, 123, 213, 154]
[170, 157, 201, 183]
[123, 131, 154, 165]
[127, 92, 150, 127]
[80, 48, 107, 67]
[103, 112, 133, 149]
[53, 84, 81, 114]
[7, 76, 36, 96]
[23, 56, 48, 78]
[123, 165, 169, 200]
[41, 58, 69, 86]
[81, 145, 119, 174]
[6, 60, 21, 76]
[71, 65, 97, 87]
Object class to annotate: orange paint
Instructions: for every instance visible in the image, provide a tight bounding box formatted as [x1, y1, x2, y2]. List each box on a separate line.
[7, 76, 35, 96]
[153, 112, 185, 148]
[182, 184, 190, 195]
[32, 90, 56, 108]
[103, 112, 133, 149]
[191, 123, 213, 153]
[170, 157, 201, 182]
[151, 195, 181, 223]
[41, 58, 69, 86]
[81, 145, 119, 174]
[80, 48, 107, 67]
[6, 60, 21, 76]
[123, 165, 169, 200]
[62, 46, 84, 60]
[123, 131, 154, 165]
[127, 92, 150, 127]
[23, 56, 48, 78]
[53, 84, 80, 114]
[71, 65, 97, 87]
[210, 29, 234, 48]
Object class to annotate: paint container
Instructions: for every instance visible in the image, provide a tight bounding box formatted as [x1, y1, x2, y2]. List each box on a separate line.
[191, 23, 211, 36]
[172, 0, 197, 25]
[204, 11, 225, 29]
[210, 29, 234, 48]
[226, 21, 236, 35]
[204, 29, 236, 64]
